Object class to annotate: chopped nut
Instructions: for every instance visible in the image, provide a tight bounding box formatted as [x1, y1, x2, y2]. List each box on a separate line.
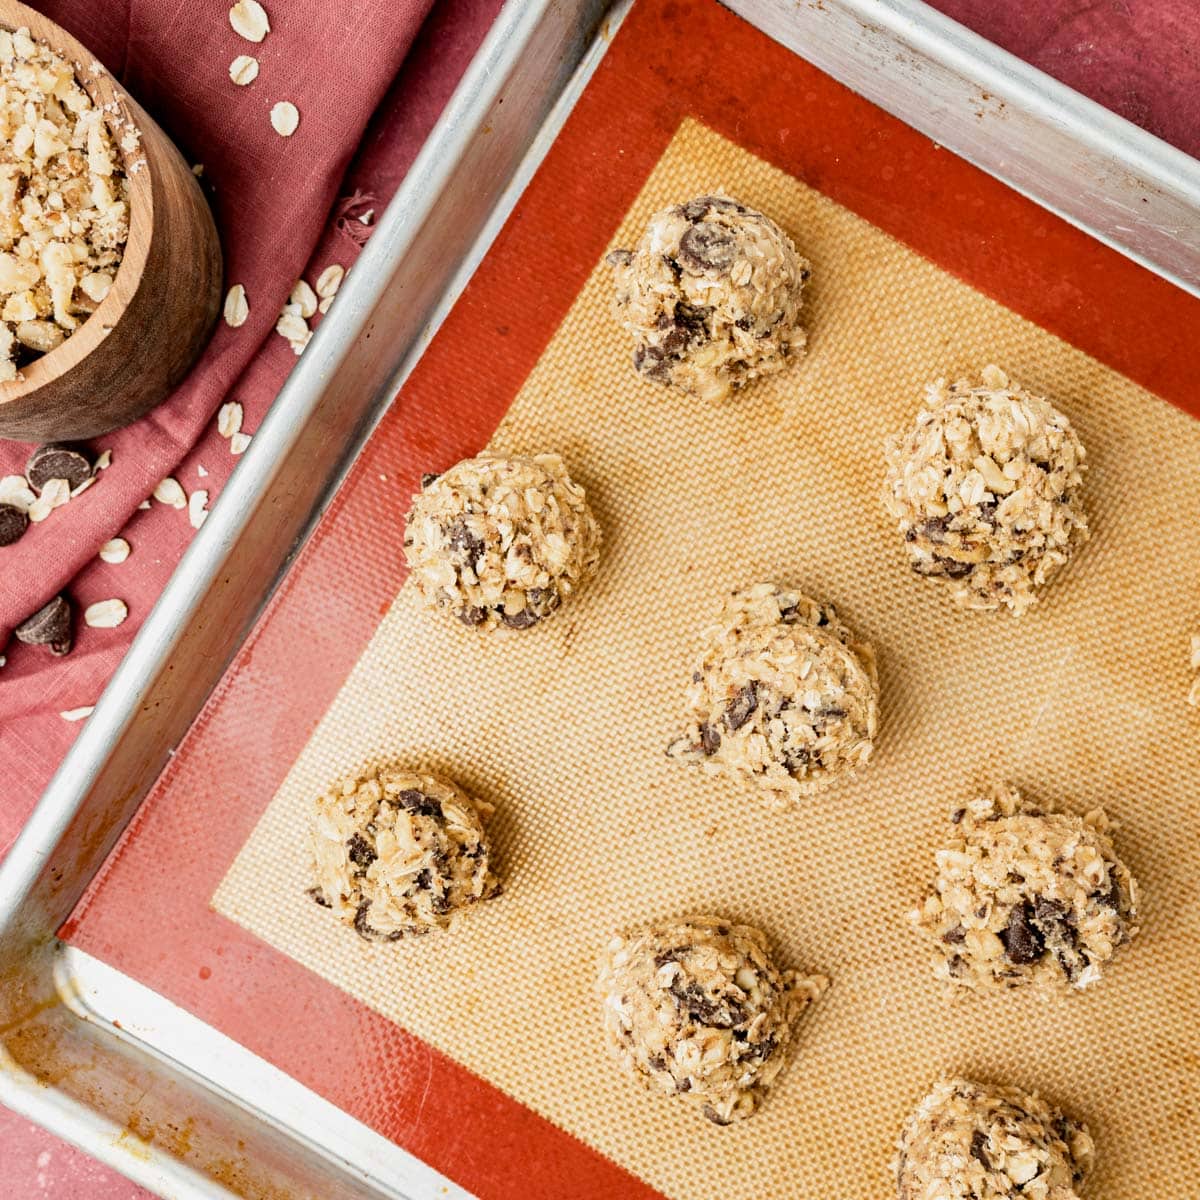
[84, 598, 128, 628]
[270, 101, 299, 137]
[315, 264, 344, 299]
[0, 28, 130, 380]
[188, 488, 209, 529]
[94, 449, 112, 471]
[218, 401, 243, 439]
[229, 54, 260, 85]
[153, 477, 187, 508]
[99, 537, 130, 564]
[229, 0, 270, 42]
[223, 284, 249, 328]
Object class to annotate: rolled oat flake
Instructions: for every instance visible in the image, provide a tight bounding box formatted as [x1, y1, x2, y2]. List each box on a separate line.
[0, 502, 28, 545]
[26, 443, 92, 492]
[14, 594, 72, 655]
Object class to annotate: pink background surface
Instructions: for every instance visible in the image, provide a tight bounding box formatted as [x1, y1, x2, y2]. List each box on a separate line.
[3, 0, 1196, 1194]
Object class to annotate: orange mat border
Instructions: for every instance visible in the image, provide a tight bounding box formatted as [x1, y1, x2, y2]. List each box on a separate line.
[64, 1, 1200, 1196]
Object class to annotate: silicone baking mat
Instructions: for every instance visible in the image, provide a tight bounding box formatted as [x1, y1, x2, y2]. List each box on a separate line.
[65, 1, 1200, 1197]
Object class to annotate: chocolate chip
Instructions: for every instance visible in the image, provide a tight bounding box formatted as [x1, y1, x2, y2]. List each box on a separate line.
[941, 925, 966, 944]
[14, 594, 72, 655]
[346, 833, 376, 871]
[0, 503, 28, 546]
[950, 808, 966, 824]
[420, 472, 440, 488]
[525, 586, 561, 620]
[605, 248, 633, 268]
[26, 443, 92, 491]
[306, 887, 331, 908]
[932, 556, 976, 579]
[1000, 901, 1045, 965]
[633, 343, 672, 382]
[784, 747, 812, 773]
[673, 301, 711, 341]
[916, 515, 952, 544]
[970, 1130, 993, 1167]
[396, 789, 443, 818]
[724, 682, 759, 731]
[457, 605, 487, 627]
[681, 195, 742, 220]
[501, 607, 541, 630]
[678, 222, 737, 273]
[699, 721, 721, 755]
[646, 1053, 667, 1072]
[702, 1104, 733, 1126]
[445, 518, 484, 563]
[353, 900, 404, 943]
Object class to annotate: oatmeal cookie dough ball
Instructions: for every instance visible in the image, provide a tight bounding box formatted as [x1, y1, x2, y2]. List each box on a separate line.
[403, 453, 601, 630]
[309, 767, 500, 941]
[883, 366, 1088, 615]
[597, 915, 827, 1125]
[667, 584, 878, 809]
[913, 787, 1139, 992]
[896, 1079, 1095, 1200]
[607, 194, 810, 402]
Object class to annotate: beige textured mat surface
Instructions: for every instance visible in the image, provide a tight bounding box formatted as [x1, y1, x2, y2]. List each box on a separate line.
[215, 119, 1200, 1198]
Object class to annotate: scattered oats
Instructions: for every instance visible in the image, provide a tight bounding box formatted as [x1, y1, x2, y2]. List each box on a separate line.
[315, 264, 344, 300]
[1189, 634, 1200, 707]
[223, 284, 249, 328]
[218, 401, 243, 439]
[270, 101, 300, 138]
[358, 209, 374, 225]
[28, 478, 71, 522]
[138, 499, 151, 510]
[229, 0, 270, 43]
[290, 331, 311, 355]
[317, 296, 333, 314]
[0, 475, 36, 511]
[70, 475, 96, 498]
[60, 705, 95, 722]
[290, 279, 317, 318]
[153, 477, 187, 509]
[229, 55, 260, 86]
[99, 537, 130, 564]
[197, 464, 209, 478]
[188, 488, 210, 529]
[230, 432, 252, 456]
[0, 656, 5, 667]
[84, 598, 128, 628]
[275, 311, 308, 342]
[191, 163, 204, 177]
[94, 449, 112, 471]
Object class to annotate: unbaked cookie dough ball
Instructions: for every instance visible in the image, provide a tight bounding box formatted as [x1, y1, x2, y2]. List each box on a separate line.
[403, 453, 601, 630]
[912, 787, 1139, 992]
[597, 915, 827, 1125]
[667, 584, 878, 809]
[896, 1079, 1094, 1200]
[309, 767, 500, 941]
[607, 194, 810, 402]
[883, 366, 1088, 615]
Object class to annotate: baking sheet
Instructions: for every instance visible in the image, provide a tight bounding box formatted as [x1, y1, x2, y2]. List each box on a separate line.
[213, 117, 1200, 1199]
[60, 1, 1200, 1196]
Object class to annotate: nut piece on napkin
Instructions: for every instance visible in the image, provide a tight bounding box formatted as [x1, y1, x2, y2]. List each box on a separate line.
[14, 593, 73, 655]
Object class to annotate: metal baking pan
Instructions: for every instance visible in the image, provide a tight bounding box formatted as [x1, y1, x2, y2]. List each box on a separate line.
[3, 1, 1199, 1196]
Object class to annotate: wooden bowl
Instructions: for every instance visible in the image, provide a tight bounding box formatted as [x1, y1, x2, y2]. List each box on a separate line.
[0, 0, 222, 443]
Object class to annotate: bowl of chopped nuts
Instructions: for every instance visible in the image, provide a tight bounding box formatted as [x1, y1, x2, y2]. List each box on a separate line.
[0, 2, 222, 443]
